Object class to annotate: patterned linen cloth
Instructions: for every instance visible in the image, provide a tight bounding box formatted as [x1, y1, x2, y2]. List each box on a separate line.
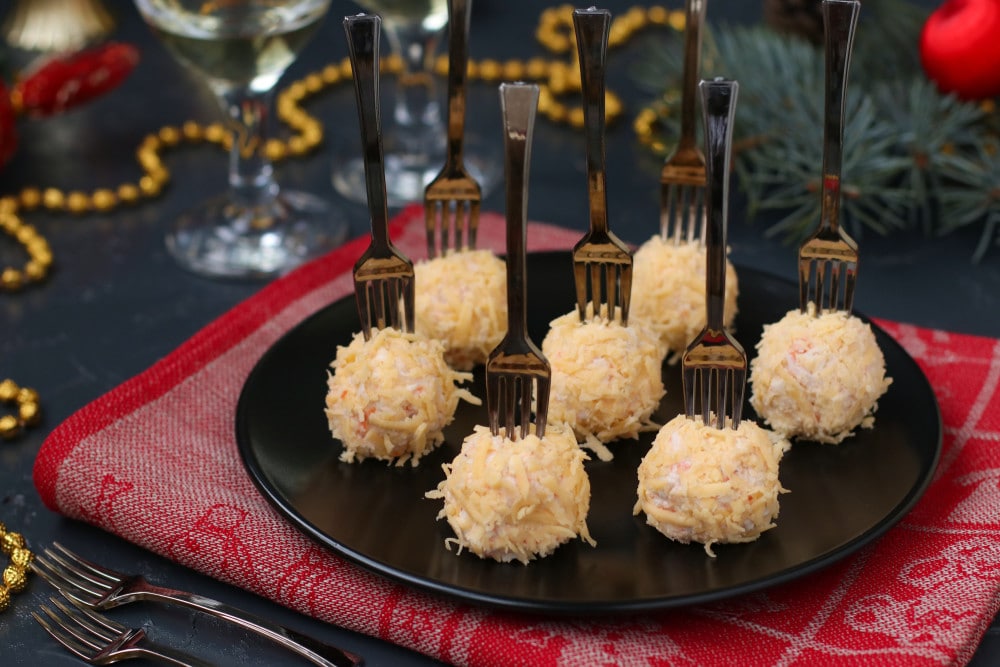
[33, 206, 1000, 666]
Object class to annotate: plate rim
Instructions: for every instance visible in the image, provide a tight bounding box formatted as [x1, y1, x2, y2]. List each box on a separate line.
[236, 252, 943, 616]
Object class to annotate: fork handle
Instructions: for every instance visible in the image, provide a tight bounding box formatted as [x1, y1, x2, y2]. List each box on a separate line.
[700, 78, 738, 333]
[345, 14, 391, 251]
[499, 82, 539, 339]
[134, 585, 363, 667]
[444, 0, 471, 168]
[819, 0, 860, 234]
[677, 0, 707, 150]
[573, 8, 610, 236]
[125, 645, 214, 667]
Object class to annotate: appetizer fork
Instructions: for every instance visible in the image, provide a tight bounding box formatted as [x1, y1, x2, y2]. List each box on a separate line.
[34, 595, 210, 667]
[571, 7, 633, 325]
[659, 0, 708, 245]
[798, 0, 860, 315]
[30, 542, 363, 667]
[346, 13, 415, 338]
[424, 0, 481, 258]
[487, 82, 550, 441]
[682, 78, 746, 430]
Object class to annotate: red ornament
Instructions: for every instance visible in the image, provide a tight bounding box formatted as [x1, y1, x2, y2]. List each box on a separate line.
[14, 42, 140, 117]
[919, 0, 1000, 100]
[0, 41, 138, 169]
[0, 81, 16, 168]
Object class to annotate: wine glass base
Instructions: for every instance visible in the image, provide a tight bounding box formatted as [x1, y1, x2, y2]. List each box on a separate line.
[165, 190, 349, 280]
[332, 141, 501, 209]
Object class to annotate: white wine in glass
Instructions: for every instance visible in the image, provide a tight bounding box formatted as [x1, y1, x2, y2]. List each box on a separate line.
[135, 0, 348, 279]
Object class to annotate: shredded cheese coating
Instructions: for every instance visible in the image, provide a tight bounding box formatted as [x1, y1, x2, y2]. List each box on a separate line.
[427, 423, 594, 564]
[635, 414, 790, 557]
[631, 236, 739, 361]
[542, 310, 665, 453]
[414, 250, 508, 370]
[749, 305, 892, 444]
[325, 328, 480, 466]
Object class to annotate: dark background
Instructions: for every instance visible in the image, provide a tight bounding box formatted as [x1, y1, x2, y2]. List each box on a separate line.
[1, 1, 997, 665]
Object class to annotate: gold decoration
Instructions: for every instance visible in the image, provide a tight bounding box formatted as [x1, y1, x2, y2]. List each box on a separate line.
[3, 565, 28, 593]
[1, 531, 25, 554]
[10, 547, 32, 569]
[0, 379, 41, 439]
[0, 523, 32, 613]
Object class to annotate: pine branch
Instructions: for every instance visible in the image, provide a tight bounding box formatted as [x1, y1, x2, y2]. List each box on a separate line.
[630, 2, 998, 259]
[937, 139, 1000, 261]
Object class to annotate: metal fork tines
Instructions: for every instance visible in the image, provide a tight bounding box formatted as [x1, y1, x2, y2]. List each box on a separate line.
[424, 0, 481, 259]
[571, 8, 633, 325]
[346, 13, 415, 338]
[31, 542, 363, 667]
[682, 78, 746, 430]
[659, 0, 708, 246]
[487, 82, 550, 440]
[34, 595, 209, 666]
[799, 0, 861, 315]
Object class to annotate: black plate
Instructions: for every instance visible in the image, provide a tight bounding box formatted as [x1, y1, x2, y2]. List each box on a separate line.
[236, 252, 941, 615]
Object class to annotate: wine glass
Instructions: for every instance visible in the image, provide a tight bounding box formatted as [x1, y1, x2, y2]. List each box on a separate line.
[134, 0, 349, 279]
[332, 0, 497, 207]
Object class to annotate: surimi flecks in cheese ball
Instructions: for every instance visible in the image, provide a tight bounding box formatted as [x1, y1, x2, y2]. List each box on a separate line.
[635, 413, 790, 557]
[427, 423, 594, 564]
[325, 327, 479, 466]
[631, 235, 739, 361]
[542, 308, 665, 459]
[413, 249, 507, 371]
[749, 304, 892, 444]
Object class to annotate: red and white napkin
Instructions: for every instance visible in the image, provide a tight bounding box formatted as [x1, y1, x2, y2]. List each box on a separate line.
[34, 206, 1000, 666]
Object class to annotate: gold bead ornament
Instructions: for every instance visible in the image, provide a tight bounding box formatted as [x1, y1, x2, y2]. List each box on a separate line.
[0, 521, 33, 613]
[0, 378, 42, 439]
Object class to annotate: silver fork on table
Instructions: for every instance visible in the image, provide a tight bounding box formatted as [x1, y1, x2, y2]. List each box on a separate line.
[423, 0, 481, 258]
[31, 542, 364, 667]
[659, 0, 708, 245]
[681, 78, 746, 430]
[33, 594, 211, 666]
[571, 7, 632, 325]
[486, 82, 550, 440]
[798, 0, 860, 315]
[346, 13, 415, 338]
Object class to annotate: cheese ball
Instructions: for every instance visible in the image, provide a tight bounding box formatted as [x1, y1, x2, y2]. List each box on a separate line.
[325, 328, 479, 466]
[414, 249, 507, 370]
[749, 305, 892, 444]
[635, 414, 789, 556]
[542, 310, 665, 453]
[428, 423, 594, 564]
[631, 236, 739, 360]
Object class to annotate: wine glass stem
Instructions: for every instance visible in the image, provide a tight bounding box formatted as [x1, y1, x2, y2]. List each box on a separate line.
[222, 88, 279, 209]
[384, 21, 442, 155]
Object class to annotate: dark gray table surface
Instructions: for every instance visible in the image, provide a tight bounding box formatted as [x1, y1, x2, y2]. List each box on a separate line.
[2, 1, 998, 665]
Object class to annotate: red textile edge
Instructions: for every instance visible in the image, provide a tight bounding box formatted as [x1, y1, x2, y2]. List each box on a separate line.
[31, 205, 424, 510]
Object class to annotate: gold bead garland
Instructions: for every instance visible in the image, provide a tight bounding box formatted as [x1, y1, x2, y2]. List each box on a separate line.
[0, 378, 41, 440]
[633, 89, 685, 155]
[0, 521, 33, 613]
